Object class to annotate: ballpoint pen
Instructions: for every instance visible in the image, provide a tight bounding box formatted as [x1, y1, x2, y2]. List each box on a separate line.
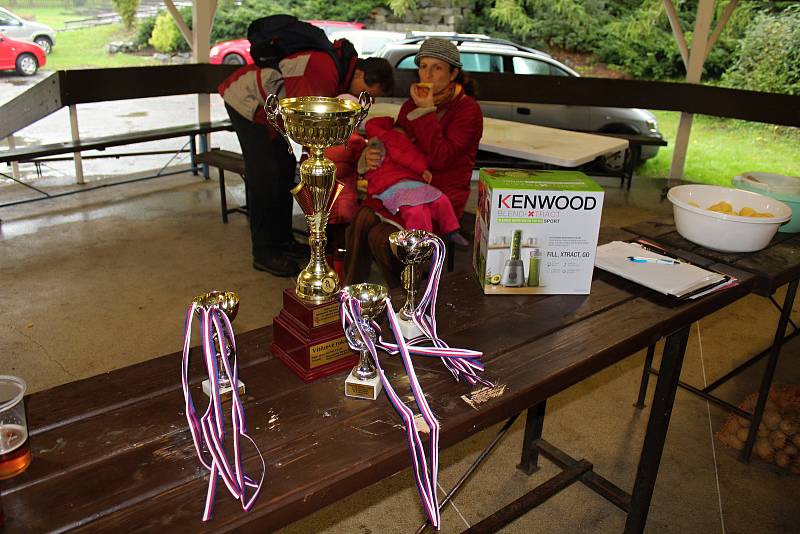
[627, 256, 681, 265]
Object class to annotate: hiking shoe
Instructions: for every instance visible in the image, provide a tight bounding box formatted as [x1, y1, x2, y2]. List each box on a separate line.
[252, 255, 300, 277]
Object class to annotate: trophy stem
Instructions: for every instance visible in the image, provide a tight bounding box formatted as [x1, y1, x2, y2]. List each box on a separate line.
[400, 264, 418, 320]
[216, 337, 233, 391]
[294, 150, 340, 303]
[352, 348, 377, 381]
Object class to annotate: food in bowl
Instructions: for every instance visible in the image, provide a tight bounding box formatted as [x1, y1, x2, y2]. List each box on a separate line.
[701, 200, 774, 217]
[667, 184, 792, 253]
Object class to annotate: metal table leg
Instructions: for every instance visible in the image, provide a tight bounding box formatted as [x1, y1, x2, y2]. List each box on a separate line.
[517, 401, 547, 474]
[742, 279, 799, 462]
[625, 325, 690, 534]
[634, 344, 657, 408]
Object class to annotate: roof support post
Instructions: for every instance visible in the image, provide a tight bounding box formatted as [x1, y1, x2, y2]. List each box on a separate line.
[668, 0, 716, 182]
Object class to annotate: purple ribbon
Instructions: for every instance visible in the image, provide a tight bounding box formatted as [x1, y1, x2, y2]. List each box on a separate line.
[395, 234, 493, 387]
[181, 303, 264, 521]
[340, 295, 442, 529]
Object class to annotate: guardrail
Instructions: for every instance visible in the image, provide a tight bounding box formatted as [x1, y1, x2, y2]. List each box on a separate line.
[0, 64, 797, 191]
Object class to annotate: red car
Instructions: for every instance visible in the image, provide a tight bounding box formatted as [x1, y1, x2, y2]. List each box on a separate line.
[209, 20, 365, 65]
[0, 34, 45, 76]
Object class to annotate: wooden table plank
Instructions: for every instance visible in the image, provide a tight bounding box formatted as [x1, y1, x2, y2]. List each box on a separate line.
[1, 267, 755, 533]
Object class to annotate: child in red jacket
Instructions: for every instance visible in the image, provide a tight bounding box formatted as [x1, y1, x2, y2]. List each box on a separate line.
[362, 116, 460, 236]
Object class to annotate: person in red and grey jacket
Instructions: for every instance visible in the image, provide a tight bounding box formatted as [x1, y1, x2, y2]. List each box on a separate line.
[344, 38, 482, 287]
[219, 48, 393, 277]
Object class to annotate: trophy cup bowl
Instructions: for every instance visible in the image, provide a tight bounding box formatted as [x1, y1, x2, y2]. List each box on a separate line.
[341, 283, 388, 400]
[192, 291, 244, 398]
[389, 230, 435, 339]
[266, 93, 372, 304]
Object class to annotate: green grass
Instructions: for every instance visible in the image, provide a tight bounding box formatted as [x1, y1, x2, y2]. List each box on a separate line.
[638, 111, 800, 185]
[8, 7, 75, 29]
[47, 24, 158, 70]
[16, 7, 157, 71]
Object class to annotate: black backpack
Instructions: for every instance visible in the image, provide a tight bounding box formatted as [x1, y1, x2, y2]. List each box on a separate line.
[247, 15, 358, 93]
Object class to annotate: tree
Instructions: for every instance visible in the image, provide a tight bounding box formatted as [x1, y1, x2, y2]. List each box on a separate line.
[112, 0, 140, 30]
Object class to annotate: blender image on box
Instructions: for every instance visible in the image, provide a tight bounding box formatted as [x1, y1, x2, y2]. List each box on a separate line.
[500, 230, 525, 286]
[474, 168, 604, 295]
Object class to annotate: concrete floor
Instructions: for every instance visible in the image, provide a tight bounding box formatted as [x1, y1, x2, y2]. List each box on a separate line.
[1, 167, 799, 532]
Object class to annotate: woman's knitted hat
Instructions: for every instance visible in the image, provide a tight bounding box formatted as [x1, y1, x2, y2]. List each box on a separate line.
[414, 38, 462, 69]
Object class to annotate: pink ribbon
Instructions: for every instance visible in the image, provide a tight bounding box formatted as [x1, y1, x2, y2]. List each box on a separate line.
[340, 295, 442, 529]
[181, 303, 264, 521]
[391, 234, 493, 387]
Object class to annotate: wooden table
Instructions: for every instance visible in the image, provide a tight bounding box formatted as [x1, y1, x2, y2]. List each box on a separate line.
[368, 103, 628, 168]
[1, 230, 757, 533]
[624, 217, 800, 463]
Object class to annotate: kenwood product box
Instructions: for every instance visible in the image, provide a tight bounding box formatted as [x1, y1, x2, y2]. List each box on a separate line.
[473, 169, 604, 295]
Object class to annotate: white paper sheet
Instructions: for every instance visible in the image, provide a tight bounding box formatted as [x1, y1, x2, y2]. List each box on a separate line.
[595, 241, 726, 297]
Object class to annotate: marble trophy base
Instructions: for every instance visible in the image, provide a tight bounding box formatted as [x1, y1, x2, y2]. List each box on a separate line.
[202, 378, 245, 400]
[344, 372, 382, 400]
[396, 315, 424, 340]
[271, 288, 357, 383]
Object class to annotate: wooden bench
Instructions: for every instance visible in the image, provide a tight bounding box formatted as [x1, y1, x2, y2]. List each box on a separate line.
[0, 120, 233, 166]
[194, 148, 247, 223]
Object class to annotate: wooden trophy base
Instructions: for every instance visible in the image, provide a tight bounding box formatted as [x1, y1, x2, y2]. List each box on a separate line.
[270, 288, 357, 383]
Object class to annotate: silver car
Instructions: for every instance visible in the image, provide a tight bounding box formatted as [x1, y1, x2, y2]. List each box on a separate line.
[0, 7, 56, 54]
[377, 33, 663, 169]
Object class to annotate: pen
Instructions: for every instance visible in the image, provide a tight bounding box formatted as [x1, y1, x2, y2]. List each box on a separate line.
[628, 256, 681, 265]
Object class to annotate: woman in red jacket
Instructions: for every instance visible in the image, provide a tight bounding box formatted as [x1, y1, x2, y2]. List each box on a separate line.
[345, 38, 483, 286]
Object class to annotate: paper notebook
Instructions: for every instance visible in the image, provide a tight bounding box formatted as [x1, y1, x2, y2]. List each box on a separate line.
[595, 241, 727, 298]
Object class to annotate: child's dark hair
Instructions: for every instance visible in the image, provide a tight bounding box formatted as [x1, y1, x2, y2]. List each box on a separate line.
[357, 57, 395, 95]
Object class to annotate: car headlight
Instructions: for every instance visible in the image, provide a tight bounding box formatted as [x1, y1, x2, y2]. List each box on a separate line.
[645, 119, 658, 133]
[210, 46, 220, 57]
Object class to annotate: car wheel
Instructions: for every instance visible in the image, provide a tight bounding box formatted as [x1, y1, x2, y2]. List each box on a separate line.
[34, 36, 52, 55]
[222, 53, 246, 65]
[16, 53, 38, 76]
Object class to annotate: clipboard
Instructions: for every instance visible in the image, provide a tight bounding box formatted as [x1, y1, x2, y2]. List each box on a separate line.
[595, 240, 738, 300]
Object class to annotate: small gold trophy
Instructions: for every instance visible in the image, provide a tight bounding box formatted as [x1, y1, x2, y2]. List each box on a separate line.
[192, 291, 245, 398]
[266, 93, 373, 382]
[341, 283, 388, 400]
[389, 230, 435, 339]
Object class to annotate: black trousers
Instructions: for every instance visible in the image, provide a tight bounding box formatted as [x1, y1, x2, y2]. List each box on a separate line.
[225, 104, 297, 258]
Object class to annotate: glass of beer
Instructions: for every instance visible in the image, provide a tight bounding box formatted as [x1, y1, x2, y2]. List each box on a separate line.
[0, 376, 31, 480]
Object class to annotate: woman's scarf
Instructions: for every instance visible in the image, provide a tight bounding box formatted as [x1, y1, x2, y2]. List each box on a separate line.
[432, 82, 463, 107]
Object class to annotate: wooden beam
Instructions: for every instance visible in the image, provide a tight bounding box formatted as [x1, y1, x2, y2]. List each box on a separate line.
[662, 0, 689, 69]
[164, 0, 193, 51]
[0, 71, 62, 140]
[705, 0, 739, 62]
[670, 0, 717, 181]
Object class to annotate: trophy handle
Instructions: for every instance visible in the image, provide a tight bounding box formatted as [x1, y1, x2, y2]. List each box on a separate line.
[264, 94, 294, 155]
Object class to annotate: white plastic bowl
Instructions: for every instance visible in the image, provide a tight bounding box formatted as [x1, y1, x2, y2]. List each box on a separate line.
[667, 184, 792, 252]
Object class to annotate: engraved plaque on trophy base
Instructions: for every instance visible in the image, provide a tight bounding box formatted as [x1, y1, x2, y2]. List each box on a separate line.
[270, 288, 357, 382]
[344, 373, 382, 400]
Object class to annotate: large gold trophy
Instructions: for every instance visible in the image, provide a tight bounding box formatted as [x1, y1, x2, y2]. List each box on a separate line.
[266, 93, 372, 382]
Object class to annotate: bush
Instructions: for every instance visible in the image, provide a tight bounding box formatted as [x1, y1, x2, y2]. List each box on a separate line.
[112, 0, 139, 30]
[723, 8, 800, 95]
[134, 15, 155, 49]
[148, 8, 192, 53]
